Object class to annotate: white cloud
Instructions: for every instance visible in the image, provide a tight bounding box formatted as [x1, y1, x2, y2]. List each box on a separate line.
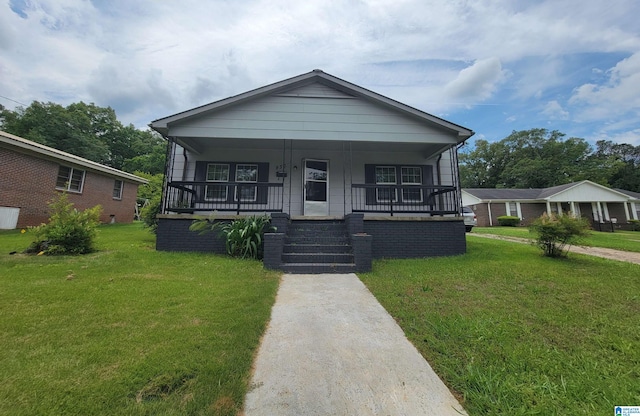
[541, 100, 569, 120]
[569, 52, 640, 121]
[444, 58, 505, 102]
[0, 0, 640, 142]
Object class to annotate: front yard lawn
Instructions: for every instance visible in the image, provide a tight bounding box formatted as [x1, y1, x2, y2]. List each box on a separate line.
[474, 226, 640, 253]
[0, 223, 279, 416]
[361, 238, 640, 415]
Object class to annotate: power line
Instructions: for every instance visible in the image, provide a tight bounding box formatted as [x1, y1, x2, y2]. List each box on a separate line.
[0, 94, 28, 106]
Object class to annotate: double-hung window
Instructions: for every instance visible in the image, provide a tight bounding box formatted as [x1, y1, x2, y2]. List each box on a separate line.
[401, 166, 423, 202]
[56, 166, 85, 192]
[113, 180, 123, 199]
[205, 163, 229, 201]
[375, 166, 397, 202]
[235, 164, 258, 201]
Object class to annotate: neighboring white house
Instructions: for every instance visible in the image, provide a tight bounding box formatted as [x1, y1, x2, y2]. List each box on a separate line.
[463, 180, 640, 228]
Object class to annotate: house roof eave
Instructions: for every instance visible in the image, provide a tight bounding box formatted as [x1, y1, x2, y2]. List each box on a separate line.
[0, 131, 149, 184]
[150, 69, 475, 142]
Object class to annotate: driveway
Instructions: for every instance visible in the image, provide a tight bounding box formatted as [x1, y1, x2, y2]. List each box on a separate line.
[243, 273, 467, 416]
[468, 233, 640, 265]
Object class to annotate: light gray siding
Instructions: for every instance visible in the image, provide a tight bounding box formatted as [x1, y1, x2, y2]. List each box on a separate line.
[169, 95, 458, 144]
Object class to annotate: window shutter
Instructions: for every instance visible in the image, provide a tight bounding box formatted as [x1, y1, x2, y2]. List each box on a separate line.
[194, 162, 208, 201]
[364, 164, 376, 205]
[257, 163, 269, 204]
[422, 165, 434, 206]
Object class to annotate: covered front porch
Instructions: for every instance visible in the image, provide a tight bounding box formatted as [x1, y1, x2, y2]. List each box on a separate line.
[161, 138, 463, 218]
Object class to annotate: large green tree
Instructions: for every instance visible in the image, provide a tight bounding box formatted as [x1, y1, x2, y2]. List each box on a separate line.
[0, 101, 165, 174]
[460, 128, 619, 189]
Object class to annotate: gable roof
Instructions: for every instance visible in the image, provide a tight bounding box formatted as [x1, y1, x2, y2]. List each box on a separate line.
[150, 69, 474, 141]
[464, 180, 636, 202]
[617, 188, 640, 200]
[0, 130, 148, 184]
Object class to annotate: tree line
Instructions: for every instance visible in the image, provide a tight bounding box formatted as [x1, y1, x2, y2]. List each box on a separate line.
[459, 128, 640, 192]
[0, 101, 166, 175]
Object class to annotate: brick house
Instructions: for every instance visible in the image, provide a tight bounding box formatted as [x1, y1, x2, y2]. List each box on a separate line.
[462, 180, 640, 229]
[150, 70, 474, 272]
[0, 130, 148, 229]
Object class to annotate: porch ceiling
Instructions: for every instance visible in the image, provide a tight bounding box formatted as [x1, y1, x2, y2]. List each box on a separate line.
[175, 136, 452, 157]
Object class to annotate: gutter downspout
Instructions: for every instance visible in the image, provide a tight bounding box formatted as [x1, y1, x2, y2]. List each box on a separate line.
[181, 147, 188, 181]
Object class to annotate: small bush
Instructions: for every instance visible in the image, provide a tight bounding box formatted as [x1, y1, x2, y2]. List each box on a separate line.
[529, 213, 591, 257]
[497, 216, 520, 226]
[26, 193, 102, 255]
[629, 219, 640, 231]
[189, 214, 275, 259]
[141, 197, 162, 234]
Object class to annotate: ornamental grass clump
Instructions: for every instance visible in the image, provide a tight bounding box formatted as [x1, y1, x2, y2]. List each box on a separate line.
[25, 192, 102, 255]
[189, 214, 275, 260]
[528, 212, 591, 257]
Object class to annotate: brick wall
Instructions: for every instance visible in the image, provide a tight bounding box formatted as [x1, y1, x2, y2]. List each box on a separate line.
[156, 217, 228, 253]
[0, 147, 57, 227]
[519, 203, 546, 225]
[0, 147, 140, 228]
[363, 219, 466, 258]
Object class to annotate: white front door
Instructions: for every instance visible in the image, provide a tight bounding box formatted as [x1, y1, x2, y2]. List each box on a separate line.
[303, 159, 329, 216]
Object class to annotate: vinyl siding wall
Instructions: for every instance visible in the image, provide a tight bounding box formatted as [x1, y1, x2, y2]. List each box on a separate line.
[169, 89, 459, 145]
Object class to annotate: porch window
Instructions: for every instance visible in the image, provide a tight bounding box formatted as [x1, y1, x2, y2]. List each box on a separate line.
[235, 164, 258, 202]
[205, 163, 229, 201]
[56, 166, 85, 193]
[401, 167, 423, 202]
[113, 180, 123, 199]
[375, 166, 397, 202]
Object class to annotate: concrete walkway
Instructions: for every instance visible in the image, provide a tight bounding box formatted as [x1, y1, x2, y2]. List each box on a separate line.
[243, 273, 467, 416]
[468, 233, 640, 265]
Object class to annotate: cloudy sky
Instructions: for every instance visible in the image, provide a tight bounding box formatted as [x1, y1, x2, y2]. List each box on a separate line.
[1, 0, 639, 147]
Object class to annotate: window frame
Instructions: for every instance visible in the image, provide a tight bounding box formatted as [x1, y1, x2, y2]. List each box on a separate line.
[234, 164, 258, 202]
[204, 163, 230, 201]
[112, 179, 123, 200]
[375, 166, 397, 203]
[400, 166, 423, 203]
[56, 166, 85, 193]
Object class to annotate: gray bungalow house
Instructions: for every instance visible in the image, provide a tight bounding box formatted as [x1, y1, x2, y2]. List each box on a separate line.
[150, 70, 474, 272]
[463, 180, 640, 230]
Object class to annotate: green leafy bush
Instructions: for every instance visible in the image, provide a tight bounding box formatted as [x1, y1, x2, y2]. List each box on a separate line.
[189, 215, 275, 259]
[26, 193, 102, 255]
[629, 219, 640, 231]
[529, 213, 591, 257]
[141, 197, 162, 234]
[497, 215, 520, 226]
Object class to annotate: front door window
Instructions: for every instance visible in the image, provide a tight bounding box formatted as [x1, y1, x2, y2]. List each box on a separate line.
[304, 159, 329, 215]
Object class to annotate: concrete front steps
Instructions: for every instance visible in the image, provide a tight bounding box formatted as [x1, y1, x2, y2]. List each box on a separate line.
[280, 220, 356, 274]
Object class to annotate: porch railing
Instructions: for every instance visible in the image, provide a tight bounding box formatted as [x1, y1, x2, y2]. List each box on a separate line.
[164, 181, 284, 215]
[351, 184, 459, 215]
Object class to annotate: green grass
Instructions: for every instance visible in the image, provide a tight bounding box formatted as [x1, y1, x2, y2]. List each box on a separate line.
[0, 223, 279, 416]
[474, 226, 640, 253]
[360, 238, 640, 415]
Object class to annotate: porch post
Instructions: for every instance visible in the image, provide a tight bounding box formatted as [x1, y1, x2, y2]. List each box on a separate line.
[602, 202, 610, 221]
[546, 201, 552, 215]
[556, 202, 562, 216]
[570, 201, 576, 217]
[623, 202, 631, 222]
[632, 202, 638, 220]
[596, 201, 604, 222]
[591, 202, 599, 222]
